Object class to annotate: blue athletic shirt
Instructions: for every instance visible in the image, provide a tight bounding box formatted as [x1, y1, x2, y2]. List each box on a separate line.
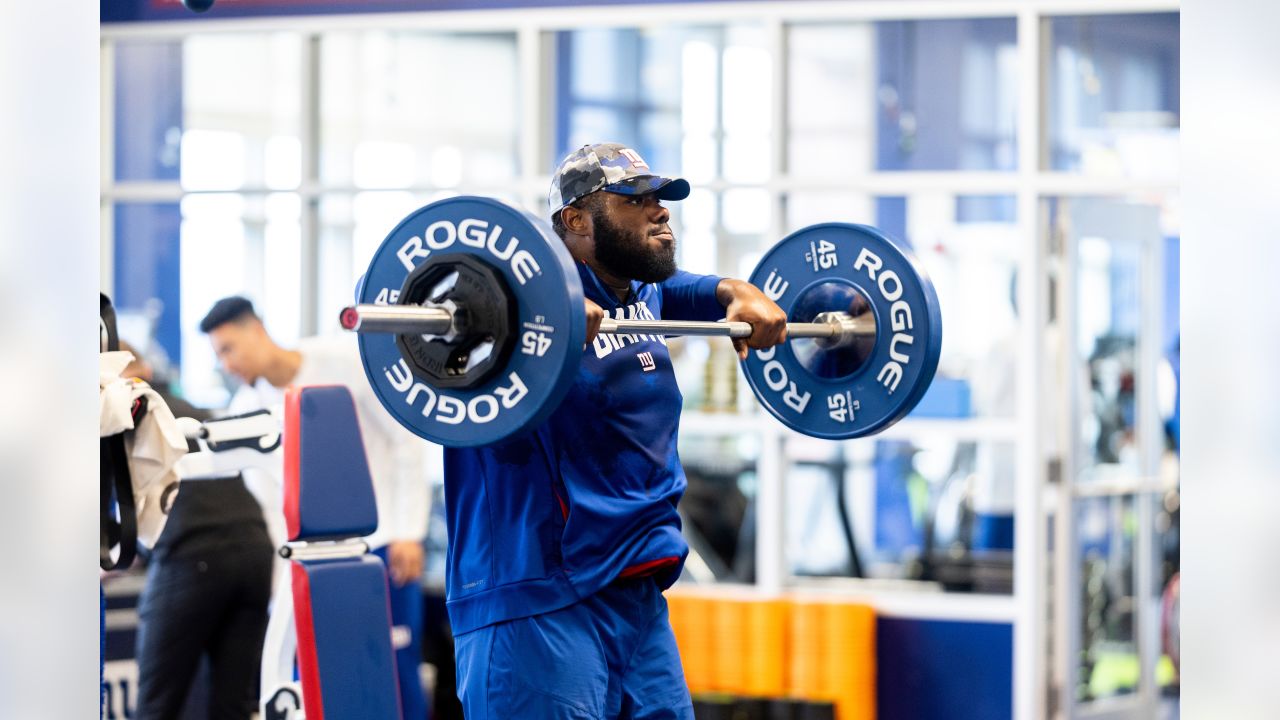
[442, 263, 724, 635]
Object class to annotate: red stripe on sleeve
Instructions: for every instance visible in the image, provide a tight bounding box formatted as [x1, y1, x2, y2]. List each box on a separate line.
[618, 556, 680, 580]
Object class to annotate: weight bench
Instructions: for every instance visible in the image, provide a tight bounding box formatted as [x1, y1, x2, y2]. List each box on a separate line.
[281, 385, 402, 720]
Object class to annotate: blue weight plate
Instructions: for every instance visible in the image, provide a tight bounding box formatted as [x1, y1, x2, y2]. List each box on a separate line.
[742, 224, 942, 439]
[355, 196, 586, 447]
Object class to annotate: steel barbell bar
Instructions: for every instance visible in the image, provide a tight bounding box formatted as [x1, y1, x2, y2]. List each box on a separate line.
[340, 304, 875, 350]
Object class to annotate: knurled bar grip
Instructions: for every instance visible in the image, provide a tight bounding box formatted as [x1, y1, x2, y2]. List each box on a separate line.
[340, 304, 875, 344]
[598, 315, 872, 340]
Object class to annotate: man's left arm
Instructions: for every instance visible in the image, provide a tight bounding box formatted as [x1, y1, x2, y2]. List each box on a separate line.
[714, 278, 788, 359]
[661, 270, 788, 358]
[658, 270, 726, 321]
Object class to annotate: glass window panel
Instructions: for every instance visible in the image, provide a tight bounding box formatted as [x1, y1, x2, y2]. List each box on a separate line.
[722, 26, 772, 136]
[785, 191, 876, 230]
[785, 438, 855, 578]
[351, 191, 424, 273]
[710, 187, 771, 283]
[264, 136, 302, 190]
[717, 224, 769, 280]
[114, 41, 183, 182]
[317, 190, 519, 335]
[788, 436, 1016, 593]
[636, 30, 685, 120]
[1048, 13, 1179, 176]
[555, 24, 765, 185]
[667, 336, 711, 412]
[876, 19, 1018, 171]
[570, 29, 636, 103]
[788, 132, 869, 180]
[674, 189, 718, 275]
[1047, 194, 1174, 705]
[680, 135, 717, 185]
[321, 32, 520, 187]
[722, 188, 770, 236]
[792, 25, 872, 128]
[722, 134, 771, 183]
[318, 193, 356, 338]
[111, 202, 183, 378]
[180, 130, 246, 190]
[679, 226, 719, 280]
[680, 39, 719, 135]
[1153, 486, 1179, 691]
[568, 106, 626, 151]
[677, 430, 761, 583]
[183, 33, 302, 190]
[640, 32, 687, 104]
[352, 140, 417, 189]
[262, 193, 302, 347]
[788, 19, 1017, 174]
[173, 193, 301, 407]
[1053, 196, 1164, 473]
[723, 25, 773, 178]
[1075, 494, 1140, 700]
[429, 145, 466, 188]
[318, 191, 425, 338]
[678, 188, 718, 233]
[179, 194, 249, 406]
[638, 112, 684, 175]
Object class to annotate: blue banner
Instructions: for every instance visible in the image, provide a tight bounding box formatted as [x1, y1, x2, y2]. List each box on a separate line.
[102, 0, 772, 23]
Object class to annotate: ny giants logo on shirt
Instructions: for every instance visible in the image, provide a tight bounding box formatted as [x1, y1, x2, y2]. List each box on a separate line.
[592, 301, 668, 359]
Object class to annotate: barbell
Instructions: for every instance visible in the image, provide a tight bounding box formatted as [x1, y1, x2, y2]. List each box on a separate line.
[347, 195, 942, 446]
[341, 305, 874, 346]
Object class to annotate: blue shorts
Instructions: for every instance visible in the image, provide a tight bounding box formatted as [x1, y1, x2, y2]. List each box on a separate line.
[453, 578, 693, 720]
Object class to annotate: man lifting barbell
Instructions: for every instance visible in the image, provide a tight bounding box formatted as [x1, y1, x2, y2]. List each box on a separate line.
[449, 143, 786, 720]
[343, 142, 942, 719]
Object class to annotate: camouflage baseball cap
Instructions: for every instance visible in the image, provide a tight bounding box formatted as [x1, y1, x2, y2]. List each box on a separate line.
[548, 142, 691, 219]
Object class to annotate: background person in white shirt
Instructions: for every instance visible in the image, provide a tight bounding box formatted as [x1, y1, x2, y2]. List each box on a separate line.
[200, 295, 434, 719]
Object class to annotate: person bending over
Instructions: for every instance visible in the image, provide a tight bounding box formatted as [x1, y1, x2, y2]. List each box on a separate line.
[128, 340, 274, 720]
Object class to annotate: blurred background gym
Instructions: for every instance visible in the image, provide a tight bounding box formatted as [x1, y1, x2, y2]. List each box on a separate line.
[97, 2, 1181, 719]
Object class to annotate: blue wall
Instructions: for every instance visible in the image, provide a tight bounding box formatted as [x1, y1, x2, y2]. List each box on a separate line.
[103, 0, 774, 23]
[878, 617, 1014, 720]
[112, 41, 183, 366]
[875, 19, 1017, 173]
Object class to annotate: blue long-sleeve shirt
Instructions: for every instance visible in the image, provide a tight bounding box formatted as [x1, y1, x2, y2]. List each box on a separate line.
[442, 264, 723, 634]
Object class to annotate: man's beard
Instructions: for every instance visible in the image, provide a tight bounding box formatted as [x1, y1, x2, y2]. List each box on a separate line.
[591, 207, 677, 283]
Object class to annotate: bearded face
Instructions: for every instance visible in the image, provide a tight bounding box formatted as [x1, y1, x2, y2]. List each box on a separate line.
[589, 200, 678, 283]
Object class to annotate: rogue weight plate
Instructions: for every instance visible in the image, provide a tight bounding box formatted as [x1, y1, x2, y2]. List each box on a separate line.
[741, 224, 942, 439]
[355, 196, 586, 447]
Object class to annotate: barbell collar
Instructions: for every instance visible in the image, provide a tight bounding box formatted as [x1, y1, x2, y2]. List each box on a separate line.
[809, 311, 875, 349]
[341, 304, 874, 345]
